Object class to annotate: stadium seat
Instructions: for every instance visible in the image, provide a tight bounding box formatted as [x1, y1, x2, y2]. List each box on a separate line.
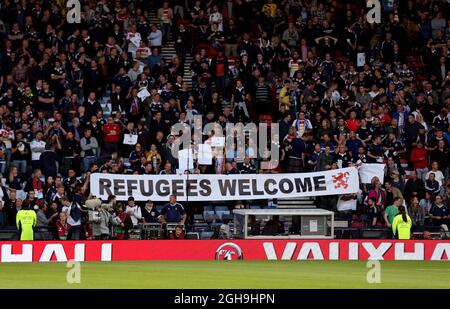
[200, 231, 214, 239]
[215, 208, 231, 221]
[186, 232, 200, 240]
[193, 214, 204, 222]
[249, 205, 261, 209]
[192, 223, 209, 232]
[156, 205, 164, 213]
[203, 210, 215, 223]
[203, 205, 214, 212]
[215, 206, 229, 212]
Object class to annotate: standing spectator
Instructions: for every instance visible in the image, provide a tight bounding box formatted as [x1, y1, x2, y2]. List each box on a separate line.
[148, 24, 163, 50]
[112, 203, 132, 240]
[410, 196, 425, 228]
[158, 2, 173, 45]
[125, 197, 143, 228]
[429, 195, 450, 228]
[56, 212, 71, 240]
[410, 141, 429, 181]
[159, 195, 186, 224]
[80, 128, 99, 172]
[61, 196, 83, 240]
[102, 116, 122, 155]
[384, 197, 403, 228]
[142, 200, 160, 223]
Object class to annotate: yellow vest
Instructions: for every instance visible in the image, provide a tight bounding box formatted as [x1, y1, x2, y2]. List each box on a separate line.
[392, 214, 412, 240]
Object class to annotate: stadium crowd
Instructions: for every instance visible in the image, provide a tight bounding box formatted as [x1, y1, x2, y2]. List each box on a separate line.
[0, 0, 449, 240]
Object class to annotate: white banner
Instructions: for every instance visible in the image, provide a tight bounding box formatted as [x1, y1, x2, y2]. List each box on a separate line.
[90, 167, 359, 202]
[358, 163, 385, 184]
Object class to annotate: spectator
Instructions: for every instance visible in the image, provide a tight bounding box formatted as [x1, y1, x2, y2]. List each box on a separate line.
[410, 196, 425, 228]
[125, 197, 143, 228]
[384, 197, 403, 228]
[56, 212, 71, 240]
[410, 141, 429, 181]
[142, 200, 160, 223]
[160, 195, 186, 224]
[61, 196, 82, 240]
[80, 128, 99, 172]
[425, 173, 441, 195]
[168, 224, 185, 239]
[429, 195, 450, 228]
[112, 203, 133, 239]
[366, 197, 380, 227]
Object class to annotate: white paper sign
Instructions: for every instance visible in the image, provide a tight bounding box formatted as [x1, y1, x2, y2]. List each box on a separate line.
[137, 88, 151, 100]
[197, 144, 212, 165]
[178, 148, 194, 173]
[130, 36, 141, 47]
[357, 52, 366, 67]
[211, 136, 225, 147]
[310, 220, 318, 232]
[359, 163, 385, 184]
[123, 134, 138, 145]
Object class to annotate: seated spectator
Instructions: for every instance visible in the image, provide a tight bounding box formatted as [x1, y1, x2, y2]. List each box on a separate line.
[168, 225, 185, 239]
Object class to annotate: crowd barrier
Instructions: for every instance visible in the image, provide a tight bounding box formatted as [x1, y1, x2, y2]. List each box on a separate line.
[0, 240, 449, 262]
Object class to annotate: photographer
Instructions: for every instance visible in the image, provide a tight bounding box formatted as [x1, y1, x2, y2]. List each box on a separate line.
[86, 198, 113, 240]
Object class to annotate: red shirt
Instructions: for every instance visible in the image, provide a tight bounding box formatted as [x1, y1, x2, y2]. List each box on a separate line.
[103, 123, 121, 143]
[56, 221, 71, 240]
[345, 119, 361, 132]
[410, 147, 428, 169]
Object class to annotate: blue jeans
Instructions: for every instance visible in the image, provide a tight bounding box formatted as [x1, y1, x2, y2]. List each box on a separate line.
[83, 156, 97, 172]
[12, 160, 27, 175]
[0, 160, 6, 176]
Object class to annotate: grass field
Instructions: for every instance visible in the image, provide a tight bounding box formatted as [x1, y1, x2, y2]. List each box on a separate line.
[1, 261, 450, 288]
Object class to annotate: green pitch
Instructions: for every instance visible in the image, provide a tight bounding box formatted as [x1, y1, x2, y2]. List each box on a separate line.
[0, 261, 449, 288]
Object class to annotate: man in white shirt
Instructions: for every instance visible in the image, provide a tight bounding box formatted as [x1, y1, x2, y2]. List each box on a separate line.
[125, 197, 143, 227]
[148, 24, 162, 49]
[209, 5, 223, 32]
[425, 161, 445, 186]
[29, 131, 46, 168]
[292, 112, 312, 138]
[126, 24, 142, 57]
[61, 196, 82, 240]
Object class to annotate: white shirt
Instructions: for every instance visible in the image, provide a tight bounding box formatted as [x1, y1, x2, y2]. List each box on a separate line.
[30, 139, 46, 161]
[148, 30, 162, 47]
[209, 12, 223, 31]
[126, 205, 142, 226]
[126, 32, 141, 53]
[425, 170, 445, 185]
[63, 203, 81, 226]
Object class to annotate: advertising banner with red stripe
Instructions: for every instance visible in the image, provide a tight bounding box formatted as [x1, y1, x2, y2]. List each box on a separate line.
[0, 240, 449, 262]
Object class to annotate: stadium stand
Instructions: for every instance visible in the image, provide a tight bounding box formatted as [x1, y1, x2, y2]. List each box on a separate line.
[0, 0, 449, 241]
